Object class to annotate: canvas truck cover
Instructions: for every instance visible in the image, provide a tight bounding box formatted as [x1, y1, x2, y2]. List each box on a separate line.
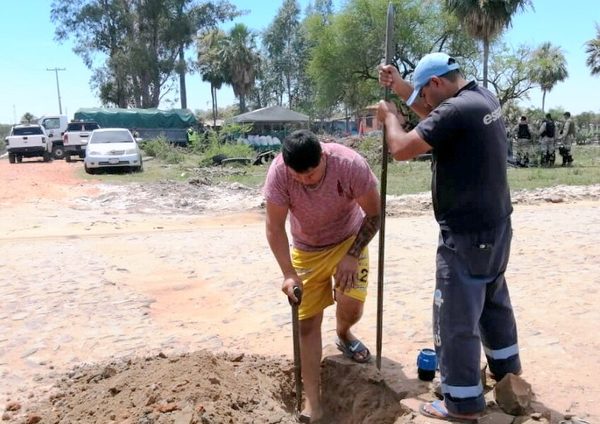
[73, 108, 197, 129]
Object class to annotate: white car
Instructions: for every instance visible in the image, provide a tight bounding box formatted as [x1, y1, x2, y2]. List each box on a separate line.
[84, 128, 143, 174]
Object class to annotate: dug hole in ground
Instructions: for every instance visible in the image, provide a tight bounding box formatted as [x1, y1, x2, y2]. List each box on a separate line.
[0, 159, 598, 423]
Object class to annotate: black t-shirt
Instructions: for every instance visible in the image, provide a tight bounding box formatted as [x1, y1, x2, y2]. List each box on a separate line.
[415, 81, 512, 232]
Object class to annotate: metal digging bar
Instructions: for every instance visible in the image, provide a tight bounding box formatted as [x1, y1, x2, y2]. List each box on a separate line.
[376, 2, 395, 371]
[290, 286, 303, 413]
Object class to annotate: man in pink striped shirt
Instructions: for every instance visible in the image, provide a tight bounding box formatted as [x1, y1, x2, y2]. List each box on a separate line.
[264, 129, 381, 422]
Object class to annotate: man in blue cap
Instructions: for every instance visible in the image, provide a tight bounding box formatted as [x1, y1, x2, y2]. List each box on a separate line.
[377, 53, 522, 421]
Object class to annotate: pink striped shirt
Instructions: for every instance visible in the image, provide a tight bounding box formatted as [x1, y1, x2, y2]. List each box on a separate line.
[263, 142, 378, 251]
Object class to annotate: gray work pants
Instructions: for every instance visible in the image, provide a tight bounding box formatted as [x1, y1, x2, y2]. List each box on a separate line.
[433, 218, 521, 414]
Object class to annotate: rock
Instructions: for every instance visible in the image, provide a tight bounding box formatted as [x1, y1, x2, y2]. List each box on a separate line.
[25, 414, 42, 424]
[478, 411, 515, 424]
[108, 386, 121, 396]
[156, 402, 179, 413]
[173, 403, 194, 424]
[101, 366, 118, 379]
[530, 412, 543, 420]
[515, 418, 550, 424]
[5, 402, 20, 412]
[494, 373, 533, 415]
[2, 412, 10, 421]
[230, 353, 245, 362]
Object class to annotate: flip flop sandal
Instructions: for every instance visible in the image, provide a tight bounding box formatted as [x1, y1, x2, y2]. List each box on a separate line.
[419, 400, 479, 423]
[297, 412, 311, 423]
[296, 412, 327, 423]
[335, 338, 371, 363]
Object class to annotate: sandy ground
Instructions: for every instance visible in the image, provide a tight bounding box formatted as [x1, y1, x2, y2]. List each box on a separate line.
[0, 159, 599, 423]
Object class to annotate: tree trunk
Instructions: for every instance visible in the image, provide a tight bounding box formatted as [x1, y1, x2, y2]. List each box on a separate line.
[483, 39, 489, 89]
[179, 46, 187, 109]
[211, 85, 218, 127]
[542, 90, 547, 113]
[344, 104, 349, 133]
[287, 75, 292, 109]
[240, 94, 246, 113]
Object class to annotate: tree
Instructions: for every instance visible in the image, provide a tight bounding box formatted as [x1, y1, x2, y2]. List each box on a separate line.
[530, 42, 568, 112]
[21, 113, 35, 124]
[486, 44, 535, 106]
[306, 0, 477, 116]
[445, 0, 530, 88]
[197, 29, 227, 126]
[263, 0, 305, 109]
[585, 23, 600, 76]
[247, 56, 281, 109]
[172, 1, 241, 109]
[221, 24, 260, 113]
[50, 0, 240, 109]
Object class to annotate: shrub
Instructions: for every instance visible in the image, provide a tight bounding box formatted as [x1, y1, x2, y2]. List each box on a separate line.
[194, 124, 255, 166]
[355, 135, 383, 166]
[140, 137, 185, 164]
[197, 130, 255, 166]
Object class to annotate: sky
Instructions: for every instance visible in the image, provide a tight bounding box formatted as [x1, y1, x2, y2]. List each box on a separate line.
[0, 0, 598, 125]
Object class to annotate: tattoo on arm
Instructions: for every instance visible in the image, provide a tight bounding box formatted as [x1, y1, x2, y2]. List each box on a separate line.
[347, 214, 381, 258]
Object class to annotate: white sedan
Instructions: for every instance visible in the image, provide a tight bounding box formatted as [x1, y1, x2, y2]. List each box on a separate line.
[84, 128, 143, 174]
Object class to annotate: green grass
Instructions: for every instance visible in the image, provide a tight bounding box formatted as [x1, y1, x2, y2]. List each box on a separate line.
[376, 144, 600, 195]
[507, 145, 600, 190]
[77, 144, 600, 194]
[77, 159, 191, 183]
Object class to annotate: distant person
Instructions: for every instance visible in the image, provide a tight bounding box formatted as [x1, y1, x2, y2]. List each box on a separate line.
[537, 113, 556, 167]
[263, 129, 381, 422]
[558, 112, 575, 166]
[378, 52, 521, 421]
[513, 116, 533, 167]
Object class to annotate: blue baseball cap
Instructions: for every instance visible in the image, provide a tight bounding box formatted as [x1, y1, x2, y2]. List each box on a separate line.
[406, 52, 460, 106]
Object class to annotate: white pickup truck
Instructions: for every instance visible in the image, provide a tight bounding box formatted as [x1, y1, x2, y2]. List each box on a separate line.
[63, 120, 100, 162]
[39, 115, 68, 159]
[4, 124, 52, 163]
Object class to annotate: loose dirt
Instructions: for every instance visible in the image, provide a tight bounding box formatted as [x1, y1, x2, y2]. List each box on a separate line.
[1, 158, 598, 424]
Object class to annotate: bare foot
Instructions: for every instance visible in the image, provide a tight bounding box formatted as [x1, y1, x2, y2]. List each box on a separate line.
[300, 401, 324, 423]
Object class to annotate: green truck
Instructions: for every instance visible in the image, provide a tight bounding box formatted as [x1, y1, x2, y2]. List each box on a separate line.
[73, 108, 199, 146]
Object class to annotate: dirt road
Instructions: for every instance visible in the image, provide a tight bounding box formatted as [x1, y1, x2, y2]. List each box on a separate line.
[0, 159, 598, 423]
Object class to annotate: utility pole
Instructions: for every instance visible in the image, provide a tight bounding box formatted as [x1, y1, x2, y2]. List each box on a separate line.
[47, 67, 66, 114]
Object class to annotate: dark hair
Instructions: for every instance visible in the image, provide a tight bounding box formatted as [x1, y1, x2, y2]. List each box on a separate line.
[545, 113, 552, 119]
[520, 116, 527, 121]
[564, 111, 571, 118]
[439, 69, 461, 82]
[282, 130, 322, 172]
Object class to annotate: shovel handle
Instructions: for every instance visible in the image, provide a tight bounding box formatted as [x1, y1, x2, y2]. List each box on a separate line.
[288, 285, 303, 306]
[290, 285, 303, 412]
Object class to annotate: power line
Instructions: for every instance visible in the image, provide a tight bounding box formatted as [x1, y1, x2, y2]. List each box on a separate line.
[47, 67, 66, 114]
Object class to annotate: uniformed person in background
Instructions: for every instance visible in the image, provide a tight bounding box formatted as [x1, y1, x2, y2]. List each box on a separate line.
[558, 112, 575, 166]
[513, 116, 533, 167]
[537, 113, 556, 167]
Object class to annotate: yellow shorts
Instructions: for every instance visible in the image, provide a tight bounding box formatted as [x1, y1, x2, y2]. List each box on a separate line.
[292, 236, 369, 320]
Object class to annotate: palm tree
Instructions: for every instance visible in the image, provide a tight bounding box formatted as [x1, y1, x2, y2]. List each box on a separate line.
[221, 24, 260, 113]
[170, 0, 241, 110]
[530, 42, 568, 112]
[585, 23, 600, 76]
[445, 0, 531, 88]
[197, 29, 227, 127]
